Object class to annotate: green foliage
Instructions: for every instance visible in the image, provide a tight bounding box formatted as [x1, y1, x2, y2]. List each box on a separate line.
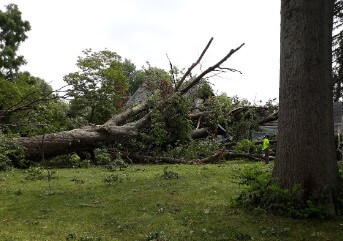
[110, 153, 128, 170]
[167, 139, 221, 160]
[144, 231, 168, 241]
[65, 49, 129, 125]
[161, 167, 179, 179]
[234, 164, 337, 219]
[0, 74, 70, 136]
[103, 174, 123, 183]
[234, 139, 256, 154]
[42, 153, 91, 168]
[0, 4, 31, 80]
[94, 148, 128, 170]
[1, 163, 343, 240]
[128, 65, 173, 95]
[140, 93, 192, 151]
[25, 167, 46, 180]
[202, 97, 228, 128]
[228, 109, 259, 141]
[69, 153, 82, 165]
[94, 148, 112, 165]
[0, 132, 27, 170]
[66, 233, 103, 241]
[194, 81, 213, 100]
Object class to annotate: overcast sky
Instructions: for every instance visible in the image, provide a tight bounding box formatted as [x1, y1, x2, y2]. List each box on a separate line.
[2, 0, 280, 103]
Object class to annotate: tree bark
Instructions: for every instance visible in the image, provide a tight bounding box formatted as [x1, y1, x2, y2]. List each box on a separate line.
[273, 0, 340, 214]
[15, 114, 150, 160]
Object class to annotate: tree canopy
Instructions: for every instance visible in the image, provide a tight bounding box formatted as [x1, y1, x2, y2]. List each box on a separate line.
[0, 4, 31, 80]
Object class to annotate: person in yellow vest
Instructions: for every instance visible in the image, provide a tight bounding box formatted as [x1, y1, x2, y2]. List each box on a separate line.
[262, 135, 270, 164]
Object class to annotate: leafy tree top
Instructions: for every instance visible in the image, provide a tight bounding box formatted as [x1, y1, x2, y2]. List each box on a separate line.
[0, 4, 31, 80]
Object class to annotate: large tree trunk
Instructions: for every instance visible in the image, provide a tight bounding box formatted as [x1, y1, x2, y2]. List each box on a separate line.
[16, 122, 140, 160]
[273, 0, 340, 213]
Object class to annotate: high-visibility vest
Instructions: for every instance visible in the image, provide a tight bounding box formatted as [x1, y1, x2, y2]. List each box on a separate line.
[263, 138, 269, 150]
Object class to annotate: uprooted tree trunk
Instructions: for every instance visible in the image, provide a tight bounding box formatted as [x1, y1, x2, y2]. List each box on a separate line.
[15, 38, 245, 161]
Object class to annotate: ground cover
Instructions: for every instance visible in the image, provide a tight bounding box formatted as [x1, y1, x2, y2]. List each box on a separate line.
[0, 161, 343, 241]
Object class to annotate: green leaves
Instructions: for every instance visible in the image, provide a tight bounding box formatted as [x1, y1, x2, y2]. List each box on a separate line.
[0, 4, 31, 80]
[0, 74, 70, 136]
[65, 49, 129, 125]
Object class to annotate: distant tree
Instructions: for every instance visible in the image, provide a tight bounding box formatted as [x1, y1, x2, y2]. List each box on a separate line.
[0, 4, 31, 80]
[274, 0, 340, 215]
[64, 49, 129, 125]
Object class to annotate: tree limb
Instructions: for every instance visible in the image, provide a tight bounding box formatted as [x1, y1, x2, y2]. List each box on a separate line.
[180, 43, 245, 95]
[175, 37, 214, 91]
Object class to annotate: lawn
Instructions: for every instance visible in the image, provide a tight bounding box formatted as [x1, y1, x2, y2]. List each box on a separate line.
[0, 161, 343, 241]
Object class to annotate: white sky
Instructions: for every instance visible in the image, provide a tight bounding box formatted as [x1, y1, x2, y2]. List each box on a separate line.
[2, 0, 280, 103]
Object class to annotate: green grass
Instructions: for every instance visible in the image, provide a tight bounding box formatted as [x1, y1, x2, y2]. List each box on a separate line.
[0, 161, 343, 241]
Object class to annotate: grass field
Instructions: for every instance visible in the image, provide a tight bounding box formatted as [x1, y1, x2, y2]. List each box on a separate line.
[1, 161, 343, 241]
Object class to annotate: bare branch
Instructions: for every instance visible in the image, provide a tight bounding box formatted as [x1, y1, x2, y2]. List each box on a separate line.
[175, 37, 214, 91]
[166, 53, 176, 87]
[218, 67, 242, 74]
[180, 43, 245, 95]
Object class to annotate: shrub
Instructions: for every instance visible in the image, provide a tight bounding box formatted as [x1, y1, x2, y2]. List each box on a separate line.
[103, 174, 123, 183]
[234, 163, 336, 219]
[161, 167, 179, 179]
[234, 139, 256, 154]
[0, 132, 28, 170]
[42, 153, 84, 168]
[25, 166, 46, 180]
[167, 139, 221, 160]
[144, 231, 168, 241]
[94, 148, 112, 165]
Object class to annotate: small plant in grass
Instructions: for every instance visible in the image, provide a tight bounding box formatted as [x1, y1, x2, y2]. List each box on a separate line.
[25, 167, 56, 194]
[78, 237, 102, 241]
[144, 231, 168, 241]
[46, 169, 56, 195]
[71, 177, 85, 184]
[41, 153, 84, 168]
[68, 153, 91, 168]
[66, 234, 103, 241]
[103, 174, 123, 183]
[79, 159, 91, 168]
[105, 152, 128, 171]
[25, 167, 46, 180]
[233, 163, 339, 219]
[14, 189, 23, 195]
[161, 167, 179, 179]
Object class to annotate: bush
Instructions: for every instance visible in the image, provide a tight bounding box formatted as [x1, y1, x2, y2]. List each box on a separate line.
[234, 139, 256, 154]
[94, 148, 112, 165]
[161, 167, 179, 179]
[234, 163, 335, 219]
[25, 167, 46, 180]
[167, 139, 221, 160]
[0, 132, 28, 170]
[43, 153, 84, 168]
[103, 174, 123, 183]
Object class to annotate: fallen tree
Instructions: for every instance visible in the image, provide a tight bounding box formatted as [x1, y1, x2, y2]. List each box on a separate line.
[15, 38, 248, 161]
